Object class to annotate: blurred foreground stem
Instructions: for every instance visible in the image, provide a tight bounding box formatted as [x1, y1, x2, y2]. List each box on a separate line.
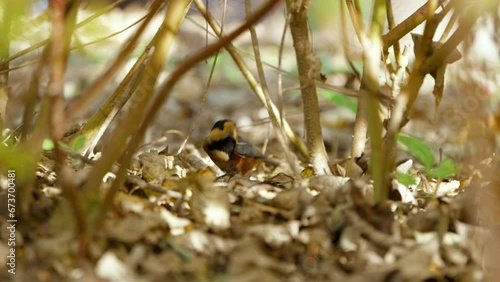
[87, 0, 191, 230]
[364, 0, 386, 203]
[346, 0, 387, 202]
[0, 0, 13, 131]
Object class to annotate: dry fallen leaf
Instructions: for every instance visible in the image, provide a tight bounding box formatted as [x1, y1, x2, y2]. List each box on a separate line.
[188, 172, 230, 231]
[96, 251, 145, 282]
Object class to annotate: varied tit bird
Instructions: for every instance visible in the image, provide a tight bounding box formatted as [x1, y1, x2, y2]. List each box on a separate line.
[203, 119, 276, 175]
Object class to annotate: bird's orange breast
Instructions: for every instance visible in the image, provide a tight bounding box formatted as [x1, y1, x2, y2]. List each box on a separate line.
[203, 141, 259, 175]
[233, 154, 258, 175]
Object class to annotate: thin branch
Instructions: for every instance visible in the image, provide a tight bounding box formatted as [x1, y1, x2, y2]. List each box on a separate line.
[65, 0, 165, 119]
[73, 47, 153, 155]
[439, 9, 459, 43]
[382, 0, 446, 51]
[345, 0, 366, 44]
[423, 10, 480, 74]
[385, 0, 401, 64]
[277, 13, 291, 133]
[405, 1, 455, 113]
[2, 0, 125, 65]
[1, 15, 146, 75]
[245, 0, 300, 177]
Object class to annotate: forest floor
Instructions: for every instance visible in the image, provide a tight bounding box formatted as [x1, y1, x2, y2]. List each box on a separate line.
[1, 1, 500, 281]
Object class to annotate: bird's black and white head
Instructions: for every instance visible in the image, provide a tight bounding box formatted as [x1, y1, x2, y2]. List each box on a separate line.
[203, 119, 239, 169]
[206, 119, 238, 144]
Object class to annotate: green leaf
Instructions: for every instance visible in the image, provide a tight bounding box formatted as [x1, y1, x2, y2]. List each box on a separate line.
[396, 172, 417, 186]
[322, 90, 357, 112]
[397, 134, 434, 168]
[72, 135, 87, 153]
[424, 159, 462, 180]
[0, 143, 37, 183]
[42, 139, 55, 150]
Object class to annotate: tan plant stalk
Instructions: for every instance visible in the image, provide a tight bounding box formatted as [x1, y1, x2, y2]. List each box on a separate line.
[285, 0, 331, 175]
[345, 0, 387, 201]
[363, 0, 387, 202]
[344, 0, 368, 176]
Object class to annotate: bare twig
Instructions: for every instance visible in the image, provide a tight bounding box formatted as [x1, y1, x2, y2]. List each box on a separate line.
[382, 0, 446, 51]
[385, 0, 401, 64]
[277, 13, 291, 133]
[72, 15, 147, 49]
[245, 0, 300, 177]
[345, 0, 366, 44]
[439, 9, 459, 43]
[422, 7, 482, 74]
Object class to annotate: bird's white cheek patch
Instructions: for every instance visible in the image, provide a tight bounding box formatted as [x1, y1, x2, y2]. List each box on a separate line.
[211, 150, 230, 162]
